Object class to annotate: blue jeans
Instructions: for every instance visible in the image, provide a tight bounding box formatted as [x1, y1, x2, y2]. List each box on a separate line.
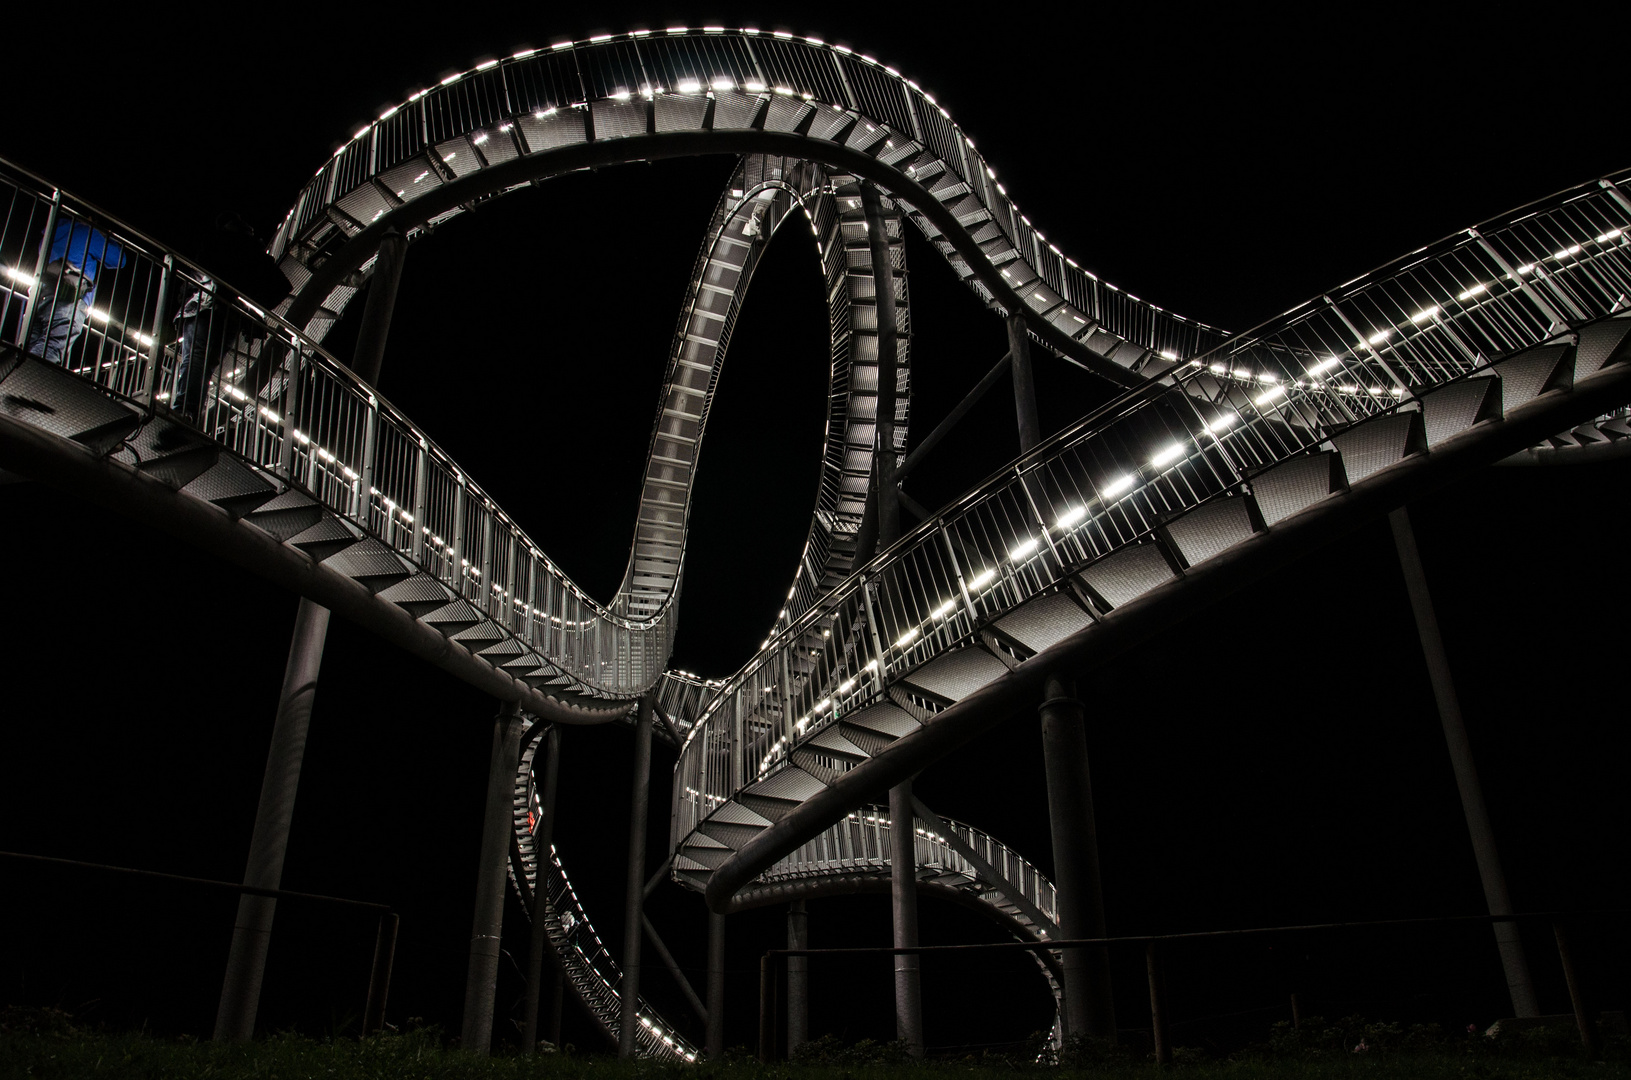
[24, 270, 92, 365]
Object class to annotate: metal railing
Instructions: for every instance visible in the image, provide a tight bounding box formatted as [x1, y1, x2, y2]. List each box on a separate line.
[269, 29, 1226, 369]
[1, 156, 672, 698]
[671, 168, 1631, 850]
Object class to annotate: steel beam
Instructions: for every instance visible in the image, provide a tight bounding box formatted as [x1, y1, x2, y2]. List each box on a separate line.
[707, 910, 726, 1058]
[350, 226, 406, 387]
[618, 694, 655, 1058]
[1389, 506, 1539, 1017]
[894, 351, 1011, 482]
[888, 781, 924, 1055]
[522, 723, 562, 1051]
[786, 901, 809, 1052]
[642, 913, 707, 1023]
[1039, 673, 1114, 1040]
[461, 699, 525, 1054]
[213, 597, 329, 1042]
[1008, 316, 1042, 453]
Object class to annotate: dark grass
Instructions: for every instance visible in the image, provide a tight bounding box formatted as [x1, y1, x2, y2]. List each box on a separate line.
[5, 1008, 1627, 1080]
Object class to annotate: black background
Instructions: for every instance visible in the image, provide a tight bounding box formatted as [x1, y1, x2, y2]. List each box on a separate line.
[2, 1, 1627, 1056]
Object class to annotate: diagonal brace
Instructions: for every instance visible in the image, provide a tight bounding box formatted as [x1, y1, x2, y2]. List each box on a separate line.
[642, 913, 708, 1023]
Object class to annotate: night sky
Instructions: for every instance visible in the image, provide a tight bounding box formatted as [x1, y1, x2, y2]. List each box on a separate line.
[3, 3, 1628, 1056]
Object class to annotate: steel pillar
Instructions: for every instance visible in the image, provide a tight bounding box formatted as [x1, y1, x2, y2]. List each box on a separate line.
[1039, 672, 1115, 1040]
[618, 694, 655, 1058]
[460, 699, 525, 1054]
[350, 227, 406, 387]
[888, 781, 924, 1055]
[1007, 315, 1041, 453]
[707, 909, 726, 1058]
[213, 597, 329, 1042]
[522, 723, 562, 1051]
[1389, 506, 1539, 1017]
[787, 900, 809, 1052]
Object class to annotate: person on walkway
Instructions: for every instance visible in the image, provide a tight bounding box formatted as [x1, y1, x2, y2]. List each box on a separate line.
[169, 214, 289, 420]
[23, 219, 126, 365]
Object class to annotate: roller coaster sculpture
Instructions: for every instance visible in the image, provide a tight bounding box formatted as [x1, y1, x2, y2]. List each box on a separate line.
[2, 28, 1630, 1058]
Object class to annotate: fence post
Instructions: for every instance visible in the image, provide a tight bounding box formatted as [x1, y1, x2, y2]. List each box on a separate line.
[1553, 920, 1601, 1058]
[1146, 941, 1170, 1065]
[362, 911, 398, 1036]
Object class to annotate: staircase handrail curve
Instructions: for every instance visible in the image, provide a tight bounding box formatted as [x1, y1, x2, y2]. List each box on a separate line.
[670, 166, 1631, 851]
[510, 725, 698, 1059]
[0, 157, 672, 701]
[270, 29, 1226, 376]
[760, 804, 1059, 931]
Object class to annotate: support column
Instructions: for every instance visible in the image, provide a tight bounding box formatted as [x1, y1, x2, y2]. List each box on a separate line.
[350, 227, 407, 387]
[888, 781, 924, 1055]
[618, 694, 655, 1058]
[460, 699, 525, 1054]
[1039, 673, 1115, 1040]
[707, 909, 726, 1058]
[1007, 315, 1041, 454]
[1389, 507, 1539, 1016]
[522, 723, 562, 1051]
[787, 900, 809, 1053]
[213, 597, 329, 1042]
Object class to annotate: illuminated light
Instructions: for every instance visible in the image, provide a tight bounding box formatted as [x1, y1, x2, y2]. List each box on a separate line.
[88, 307, 109, 322]
[1009, 537, 1039, 561]
[1310, 357, 1341, 375]
[996, 183, 1006, 195]
[838, 678, 856, 693]
[3, 266, 37, 287]
[773, 30, 793, 38]
[1552, 245, 1581, 258]
[1055, 506, 1087, 529]
[472, 133, 489, 144]
[1597, 229, 1623, 242]
[931, 599, 957, 619]
[413, 169, 430, 181]
[1458, 283, 1488, 300]
[676, 78, 702, 93]
[703, 25, 724, 32]
[444, 151, 458, 161]
[833, 43, 851, 53]
[1206, 411, 1239, 433]
[1391, 387, 1406, 397]
[499, 122, 512, 131]
[379, 105, 399, 120]
[742, 28, 760, 35]
[1411, 305, 1440, 324]
[711, 78, 735, 91]
[773, 85, 795, 95]
[1255, 385, 1288, 407]
[513, 47, 539, 57]
[760, 639, 769, 650]
[894, 627, 920, 648]
[1209, 362, 1226, 374]
[1366, 329, 1392, 345]
[1232, 369, 1250, 378]
[822, 628, 830, 638]
[588, 33, 613, 42]
[610, 90, 631, 101]
[969, 568, 996, 590]
[744, 79, 767, 92]
[1258, 372, 1279, 383]
[476, 58, 499, 69]
[814, 697, 831, 710]
[354, 127, 370, 140]
[1160, 350, 1178, 361]
[440, 72, 462, 85]
[1516, 263, 1535, 274]
[1101, 475, 1135, 498]
[805, 36, 824, 44]
[1034, 291, 1047, 303]
[1149, 443, 1186, 468]
[551, 41, 572, 50]
[864, 659, 878, 671]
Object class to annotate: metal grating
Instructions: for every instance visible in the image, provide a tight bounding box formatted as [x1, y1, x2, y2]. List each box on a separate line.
[901, 646, 1010, 702]
[1164, 497, 1258, 569]
[1331, 412, 1426, 483]
[994, 592, 1094, 654]
[1078, 542, 1177, 609]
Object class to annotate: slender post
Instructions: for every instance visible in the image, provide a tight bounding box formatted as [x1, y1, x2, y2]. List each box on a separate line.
[707, 910, 727, 1058]
[1389, 507, 1539, 1017]
[618, 694, 655, 1058]
[758, 953, 777, 1062]
[888, 782, 924, 1055]
[213, 597, 330, 1042]
[362, 912, 399, 1036]
[1039, 672, 1115, 1040]
[350, 228, 406, 387]
[1008, 315, 1041, 453]
[1553, 920, 1601, 1057]
[460, 700, 525, 1054]
[1146, 941, 1170, 1066]
[522, 724, 562, 1051]
[787, 901, 809, 1053]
